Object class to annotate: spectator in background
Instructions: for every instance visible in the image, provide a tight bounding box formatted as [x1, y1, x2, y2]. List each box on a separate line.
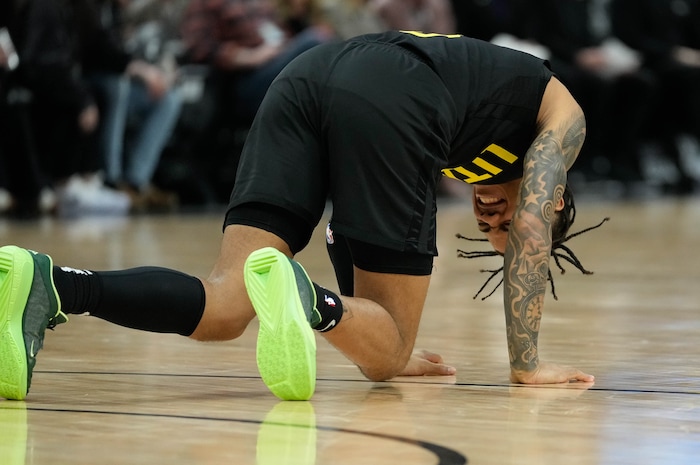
[452, 0, 545, 43]
[373, 0, 456, 36]
[121, 0, 190, 46]
[450, 0, 505, 41]
[529, 0, 657, 191]
[687, 0, 700, 49]
[180, 0, 331, 124]
[318, 0, 386, 40]
[450, 1, 552, 64]
[611, 0, 700, 194]
[275, 0, 331, 37]
[172, 0, 331, 203]
[86, 0, 182, 212]
[8, 0, 132, 217]
[2, 0, 67, 218]
[1, 0, 20, 216]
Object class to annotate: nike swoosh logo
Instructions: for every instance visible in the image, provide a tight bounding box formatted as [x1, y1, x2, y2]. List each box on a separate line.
[319, 319, 336, 332]
[30, 340, 36, 358]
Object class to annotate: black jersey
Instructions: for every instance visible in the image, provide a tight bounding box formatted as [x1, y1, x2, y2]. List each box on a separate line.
[228, 30, 555, 257]
[360, 31, 554, 185]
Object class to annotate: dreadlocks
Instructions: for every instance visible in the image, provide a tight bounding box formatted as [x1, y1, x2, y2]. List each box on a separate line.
[457, 185, 609, 301]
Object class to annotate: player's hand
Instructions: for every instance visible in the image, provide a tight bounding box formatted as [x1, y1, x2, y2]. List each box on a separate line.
[510, 361, 594, 384]
[398, 349, 456, 376]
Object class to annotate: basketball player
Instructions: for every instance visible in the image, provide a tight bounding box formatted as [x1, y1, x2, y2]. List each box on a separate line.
[0, 30, 595, 401]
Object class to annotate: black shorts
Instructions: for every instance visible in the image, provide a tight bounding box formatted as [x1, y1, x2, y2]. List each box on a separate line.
[225, 37, 455, 273]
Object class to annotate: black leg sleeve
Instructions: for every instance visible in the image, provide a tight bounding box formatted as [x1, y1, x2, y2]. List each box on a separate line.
[54, 266, 206, 336]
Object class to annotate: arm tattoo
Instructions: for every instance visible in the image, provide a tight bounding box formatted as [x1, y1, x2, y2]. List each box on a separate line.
[504, 127, 568, 372]
[561, 114, 586, 169]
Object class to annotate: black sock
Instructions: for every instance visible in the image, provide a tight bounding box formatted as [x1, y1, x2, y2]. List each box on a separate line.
[52, 266, 205, 336]
[312, 283, 343, 332]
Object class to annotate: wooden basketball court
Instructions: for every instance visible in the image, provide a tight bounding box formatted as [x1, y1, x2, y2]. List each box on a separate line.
[1, 194, 698, 464]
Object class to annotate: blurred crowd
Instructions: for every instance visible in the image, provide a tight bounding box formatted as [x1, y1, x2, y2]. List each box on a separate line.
[1, 0, 700, 218]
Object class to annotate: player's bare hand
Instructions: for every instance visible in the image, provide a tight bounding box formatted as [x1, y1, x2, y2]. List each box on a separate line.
[510, 361, 594, 384]
[398, 349, 456, 376]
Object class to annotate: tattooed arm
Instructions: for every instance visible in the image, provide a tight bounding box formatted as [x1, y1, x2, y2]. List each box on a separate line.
[505, 77, 594, 384]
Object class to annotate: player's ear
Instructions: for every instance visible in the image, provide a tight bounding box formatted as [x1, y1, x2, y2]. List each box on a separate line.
[555, 194, 565, 211]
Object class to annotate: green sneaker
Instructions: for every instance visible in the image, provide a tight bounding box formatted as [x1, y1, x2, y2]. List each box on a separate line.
[244, 247, 320, 401]
[0, 245, 68, 400]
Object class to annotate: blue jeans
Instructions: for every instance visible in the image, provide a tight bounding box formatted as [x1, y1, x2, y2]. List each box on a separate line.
[89, 73, 183, 189]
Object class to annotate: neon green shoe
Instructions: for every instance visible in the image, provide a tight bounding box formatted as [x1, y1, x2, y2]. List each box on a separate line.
[244, 247, 320, 401]
[0, 246, 68, 400]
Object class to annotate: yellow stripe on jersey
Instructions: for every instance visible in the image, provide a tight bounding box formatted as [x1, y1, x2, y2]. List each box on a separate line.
[472, 157, 503, 175]
[441, 144, 520, 184]
[483, 143, 518, 163]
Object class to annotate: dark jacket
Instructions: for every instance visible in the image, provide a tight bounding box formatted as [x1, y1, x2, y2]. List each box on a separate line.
[611, 0, 700, 69]
[12, 0, 131, 113]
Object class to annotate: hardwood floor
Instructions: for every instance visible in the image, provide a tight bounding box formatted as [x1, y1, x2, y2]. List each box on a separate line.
[1, 196, 698, 464]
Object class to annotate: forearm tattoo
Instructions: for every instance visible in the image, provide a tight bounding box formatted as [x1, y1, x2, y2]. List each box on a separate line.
[504, 123, 575, 372]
